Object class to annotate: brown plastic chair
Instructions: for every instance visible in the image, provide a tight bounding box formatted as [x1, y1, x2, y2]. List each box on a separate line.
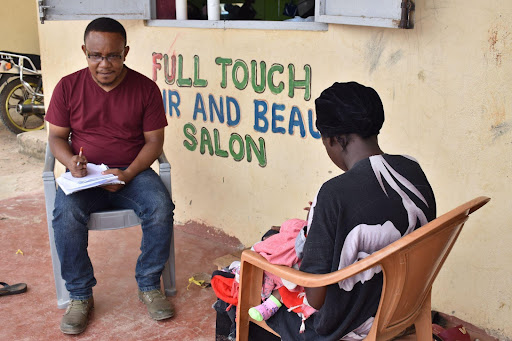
[236, 196, 490, 341]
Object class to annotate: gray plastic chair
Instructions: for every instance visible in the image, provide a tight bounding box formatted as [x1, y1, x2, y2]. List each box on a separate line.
[42, 143, 176, 309]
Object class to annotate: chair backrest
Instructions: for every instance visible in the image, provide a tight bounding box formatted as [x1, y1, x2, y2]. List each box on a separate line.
[369, 196, 490, 340]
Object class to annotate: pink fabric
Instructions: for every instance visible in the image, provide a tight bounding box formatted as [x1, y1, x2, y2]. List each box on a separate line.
[261, 272, 280, 298]
[254, 218, 317, 321]
[253, 218, 306, 266]
[262, 271, 290, 298]
[255, 219, 306, 298]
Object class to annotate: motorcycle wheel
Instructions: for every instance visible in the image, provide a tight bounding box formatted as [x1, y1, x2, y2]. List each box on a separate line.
[0, 76, 44, 134]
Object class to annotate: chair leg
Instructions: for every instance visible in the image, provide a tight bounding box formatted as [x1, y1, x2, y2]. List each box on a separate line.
[47, 223, 70, 309]
[414, 290, 433, 341]
[163, 228, 177, 296]
[236, 261, 264, 341]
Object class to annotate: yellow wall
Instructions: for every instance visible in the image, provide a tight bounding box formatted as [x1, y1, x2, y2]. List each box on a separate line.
[0, 0, 40, 54]
[37, 1, 512, 338]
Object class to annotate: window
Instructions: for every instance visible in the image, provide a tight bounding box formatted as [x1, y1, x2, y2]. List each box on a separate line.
[38, 0, 414, 30]
[154, 0, 314, 21]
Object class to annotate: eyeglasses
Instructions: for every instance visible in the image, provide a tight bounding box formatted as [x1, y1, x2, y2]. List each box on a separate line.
[85, 48, 125, 63]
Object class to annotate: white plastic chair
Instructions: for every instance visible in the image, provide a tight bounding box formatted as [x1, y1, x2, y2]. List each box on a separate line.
[42, 143, 176, 309]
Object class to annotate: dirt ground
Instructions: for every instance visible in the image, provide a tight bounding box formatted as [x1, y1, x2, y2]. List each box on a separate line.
[0, 124, 44, 200]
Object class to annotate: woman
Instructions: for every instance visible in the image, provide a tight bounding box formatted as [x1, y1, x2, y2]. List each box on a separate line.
[263, 81, 437, 340]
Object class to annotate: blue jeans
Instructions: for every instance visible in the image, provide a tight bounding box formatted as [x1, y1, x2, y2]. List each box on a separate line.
[52, 168, 174, 300]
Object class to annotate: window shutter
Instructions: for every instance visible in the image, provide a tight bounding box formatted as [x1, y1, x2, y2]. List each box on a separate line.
[38, 0, 154, 24]
[315, 0, 414, 29]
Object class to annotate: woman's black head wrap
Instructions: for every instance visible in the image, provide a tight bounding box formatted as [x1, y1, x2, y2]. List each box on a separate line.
[315, 82, 384, 138]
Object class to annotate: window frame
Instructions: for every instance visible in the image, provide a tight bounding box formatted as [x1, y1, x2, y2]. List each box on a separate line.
[145, 19, 328, 31]
[39, 0, 413, 31]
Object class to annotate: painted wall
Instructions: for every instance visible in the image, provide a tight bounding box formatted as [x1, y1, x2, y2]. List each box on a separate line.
[37, 1, 512, 339]
[0, 0, 40, 54]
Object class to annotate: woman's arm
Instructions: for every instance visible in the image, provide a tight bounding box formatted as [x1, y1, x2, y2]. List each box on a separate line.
[304, 286, 327, 310]
[300, 185, 339, 310]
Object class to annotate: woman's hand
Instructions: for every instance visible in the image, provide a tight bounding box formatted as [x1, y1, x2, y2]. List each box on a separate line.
[304, 201, 313, 220]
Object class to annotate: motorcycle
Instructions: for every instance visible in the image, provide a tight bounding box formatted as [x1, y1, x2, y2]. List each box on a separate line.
[0, 51, 45, 134]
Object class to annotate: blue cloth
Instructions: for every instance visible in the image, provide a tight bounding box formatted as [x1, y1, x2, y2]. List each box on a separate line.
[52, 168, 174, 299]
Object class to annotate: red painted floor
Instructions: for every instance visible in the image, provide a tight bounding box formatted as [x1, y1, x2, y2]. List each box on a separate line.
[0, 192, 499, 341]
[0, 191, 241, 340]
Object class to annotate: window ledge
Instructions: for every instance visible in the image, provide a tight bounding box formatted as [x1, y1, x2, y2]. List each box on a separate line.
[146, 19, 328, 31]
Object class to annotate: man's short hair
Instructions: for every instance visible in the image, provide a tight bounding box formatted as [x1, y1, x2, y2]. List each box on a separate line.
[84, 17, 127, 46]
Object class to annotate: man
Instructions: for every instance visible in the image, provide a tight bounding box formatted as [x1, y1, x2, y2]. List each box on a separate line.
[45, 17, 175, 335]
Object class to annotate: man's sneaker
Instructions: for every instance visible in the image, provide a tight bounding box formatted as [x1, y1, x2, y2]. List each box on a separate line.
[60, 297, 94, 334]
[138, 289, 174, 320]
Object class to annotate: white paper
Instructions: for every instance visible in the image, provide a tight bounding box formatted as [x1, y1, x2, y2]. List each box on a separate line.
[56, 163, 125, 195]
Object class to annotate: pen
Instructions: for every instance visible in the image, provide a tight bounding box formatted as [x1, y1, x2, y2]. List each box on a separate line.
[77, 147, 83, 167]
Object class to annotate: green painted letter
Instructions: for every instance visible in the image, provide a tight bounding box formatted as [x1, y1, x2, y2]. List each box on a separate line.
[214, 129, 229, 158]
[251, 60, 266, 93]
[288, 64, 311, 100]
[245, 135, 267, 167]
[177, 54, 192, 87]
[229, 133, 245, 162]
[215, 57, 232, 89]
[200, 127, 214, 155]
[232, 59, 249, 90]
[268, 64, 284, 95]
[183, 123, 197, 151]
[193, 55, 207, 87]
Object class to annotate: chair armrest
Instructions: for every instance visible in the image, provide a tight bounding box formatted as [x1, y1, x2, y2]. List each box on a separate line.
[157, 152, 172, 195]
[42, 143, 56, 194]
[240, 249, 385, 288]
[240, 197, 493, 288]
[157, 152, 169, 166]
[42, 143, 55, 177]
[42, 142, 57, 234]
[467, 196, 491, 214]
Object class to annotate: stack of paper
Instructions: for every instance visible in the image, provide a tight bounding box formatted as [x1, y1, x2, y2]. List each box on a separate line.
[56, 163, 125, 195]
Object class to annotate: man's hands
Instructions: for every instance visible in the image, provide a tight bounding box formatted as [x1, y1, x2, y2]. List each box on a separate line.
[100, 168, 136, 192]
[98, 128, 164, 193]
[68, 153, 88, 177]
[48, 123, 89, 178]
[68, 164, 135, 193]
[48, 124, 164, 193]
